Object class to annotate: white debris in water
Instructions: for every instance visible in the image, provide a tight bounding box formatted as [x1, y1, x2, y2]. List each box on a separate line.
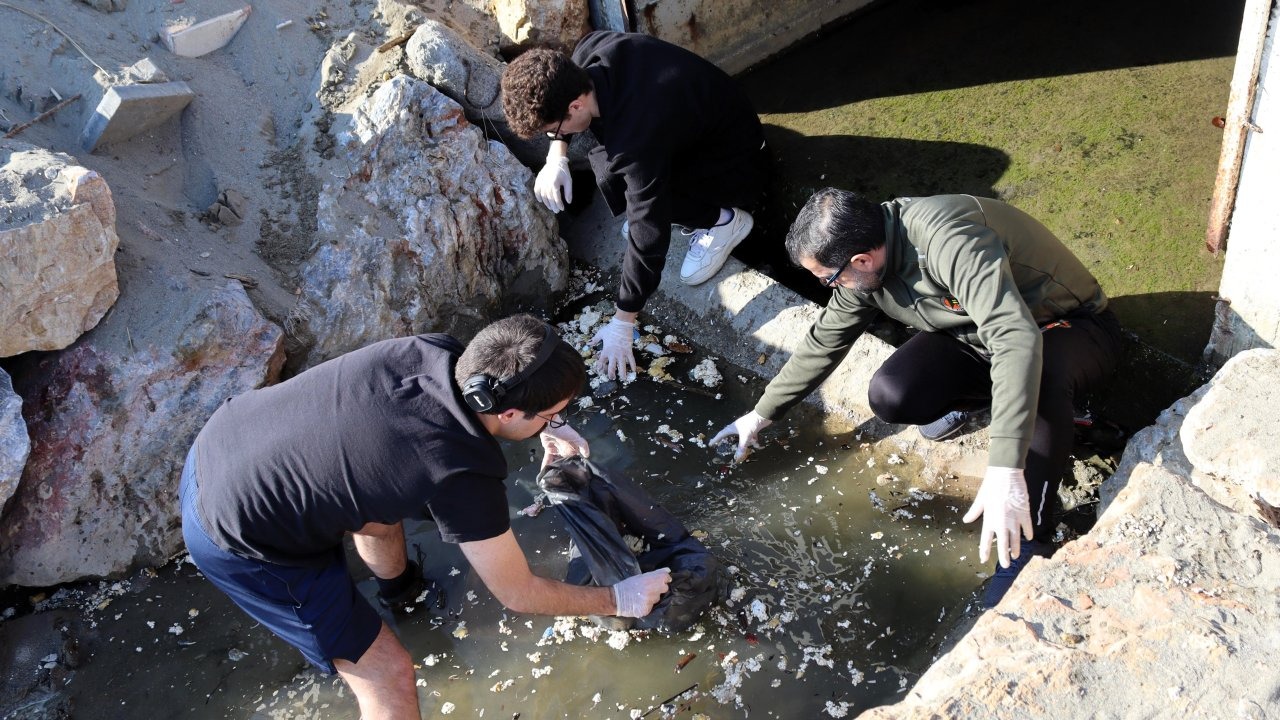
[531, 666, 553, 678]
[449, 567, 461, 576]
[527, 652, 542, 663]
[630, 710, 643, 719]
[869, 531, 884, 540]
[441, 701, 456, 714]
[748, 598, 768, 622]
[498, 619, 513, 636]
[847, 663, 865, 685]
[729, 587, 746, 603]
[227, 648, 247, 661]
[815, 494, 824, 504]
[908, 487, 936, 501]
[577, 396, 595, 409]
[423, 654, 441, 666]
[577, 308, 601, 335]
[452, 622, 468, 639]
[466, 590, 478, 603]
[887, 453, 904, 465]
[689, 358, 722, 387]
[815, 464, 828, 474]
[592, 692, 602, 705]
[866, 457, 876, 468]
[167, 623, 184, 635]
[416, 678, 428, 687]
[825, 700, 853, 717]
[146, 621, 155, 629]
[490, 679, 514, 692]
[187, 608, 199, 618]
[616, 429, 628, 442]
[606, 630, 631, 650]
[656, 424, 683, 441]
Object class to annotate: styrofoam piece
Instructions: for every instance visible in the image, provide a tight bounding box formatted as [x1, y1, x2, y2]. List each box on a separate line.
[162, 6, 252, 58]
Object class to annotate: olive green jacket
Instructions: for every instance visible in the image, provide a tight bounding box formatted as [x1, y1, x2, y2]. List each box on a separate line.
[755, 195, 1108, 469]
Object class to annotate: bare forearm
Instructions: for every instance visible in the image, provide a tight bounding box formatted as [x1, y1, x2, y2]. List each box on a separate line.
[500, 576, 615, 617]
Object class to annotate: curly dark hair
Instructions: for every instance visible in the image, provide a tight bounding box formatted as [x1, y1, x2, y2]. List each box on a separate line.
[501, 47, 592, 139]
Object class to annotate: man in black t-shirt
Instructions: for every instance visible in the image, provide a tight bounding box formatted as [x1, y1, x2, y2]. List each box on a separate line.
[181, 314, 670, 719]
[502, 32, 767, 380]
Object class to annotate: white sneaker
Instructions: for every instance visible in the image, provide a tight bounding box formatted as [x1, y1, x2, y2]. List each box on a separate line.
[679, 208, 753, 285]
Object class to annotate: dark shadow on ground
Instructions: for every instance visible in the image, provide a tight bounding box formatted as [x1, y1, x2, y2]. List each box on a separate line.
[734, 125, 1011, 304]
[738, 0, 1247, 114]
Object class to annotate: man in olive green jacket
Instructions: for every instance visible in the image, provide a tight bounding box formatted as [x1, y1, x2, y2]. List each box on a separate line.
[712, 189, 1123, 607]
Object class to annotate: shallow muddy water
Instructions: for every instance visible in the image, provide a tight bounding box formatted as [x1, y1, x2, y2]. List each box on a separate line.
[54, 348, 985, 719]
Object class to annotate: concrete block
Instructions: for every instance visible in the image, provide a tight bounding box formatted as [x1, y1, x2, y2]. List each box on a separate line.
[79, 81, 195, 152]
[126, 58, 168, 84]
[162, 6, 251, 58]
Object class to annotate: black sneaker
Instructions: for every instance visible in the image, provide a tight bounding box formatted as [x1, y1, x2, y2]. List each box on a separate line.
[918, 410, 969, 441]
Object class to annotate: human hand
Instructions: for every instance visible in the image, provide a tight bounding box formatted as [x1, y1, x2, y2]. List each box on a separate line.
[611, 568, 672, 618]
[534, 156, 572, 213]
[962, 466, 1034, 568]
[590, 317, 637, 380]
[709, 410, 773, 463]
[540, 420, 590, 469]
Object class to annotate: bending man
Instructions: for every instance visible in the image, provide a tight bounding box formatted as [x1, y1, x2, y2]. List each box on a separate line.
[501, 32, 767, 378]
[712, 190, 1122, 607]
[181, 314, 670, 719]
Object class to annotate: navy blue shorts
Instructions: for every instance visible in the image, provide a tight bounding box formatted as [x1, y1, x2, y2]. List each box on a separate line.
[179, 446, 382, 674]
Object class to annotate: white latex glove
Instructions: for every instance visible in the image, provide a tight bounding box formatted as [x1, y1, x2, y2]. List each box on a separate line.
[709, 410, 773, 463]
[540, 420, 590, 470]
[590, 317, 637, 380]
[611, 568, 672, 618]
[534, 156, 572, 213]
[962, 466, 1034, 568]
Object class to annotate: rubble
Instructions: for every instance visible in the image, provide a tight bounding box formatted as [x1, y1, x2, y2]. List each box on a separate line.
[161, 5, 252, 58]
[79, 82, 195, 151]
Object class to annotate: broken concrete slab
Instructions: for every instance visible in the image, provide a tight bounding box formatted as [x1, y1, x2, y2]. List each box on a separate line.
[125, 58, 168, 84]
[161, 6, 251, 58]
[79, 81, 195, 151]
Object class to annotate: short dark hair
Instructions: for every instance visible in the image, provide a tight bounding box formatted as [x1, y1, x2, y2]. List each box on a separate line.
[455, 314, 584, 415]
[500, 46, 592, 139]
[784, 188, 886, 268]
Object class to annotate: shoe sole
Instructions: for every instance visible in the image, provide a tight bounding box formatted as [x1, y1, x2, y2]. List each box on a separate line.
[680, 213, 754, 286]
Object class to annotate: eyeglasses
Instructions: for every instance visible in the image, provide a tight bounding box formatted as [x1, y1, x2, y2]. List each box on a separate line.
[535, 412, 569, 429]
[821, 261, 850, 288]
[545, 117, 567, 141]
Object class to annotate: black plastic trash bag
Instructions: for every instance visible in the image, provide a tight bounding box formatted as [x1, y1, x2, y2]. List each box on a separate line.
[537, 457, 730, 634]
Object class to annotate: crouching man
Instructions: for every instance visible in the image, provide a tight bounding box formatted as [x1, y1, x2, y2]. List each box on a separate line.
[180, 314, 670, 719]
[712, 191, 1123, 607]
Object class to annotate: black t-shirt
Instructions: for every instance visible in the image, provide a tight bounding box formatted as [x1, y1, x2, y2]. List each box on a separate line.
[192, 335, 510, 567]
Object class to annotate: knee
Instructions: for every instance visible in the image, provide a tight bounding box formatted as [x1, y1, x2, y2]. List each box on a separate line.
[867, 375, 911, 424]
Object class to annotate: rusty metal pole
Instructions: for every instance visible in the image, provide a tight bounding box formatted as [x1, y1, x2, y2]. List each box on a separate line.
[1205, 0, 1274, 255]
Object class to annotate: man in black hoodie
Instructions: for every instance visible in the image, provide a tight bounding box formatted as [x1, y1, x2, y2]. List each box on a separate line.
[502, 32, 767, 378]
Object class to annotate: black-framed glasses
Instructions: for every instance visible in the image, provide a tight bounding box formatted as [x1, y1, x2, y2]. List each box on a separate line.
[545, 117, 567, 141]
[821, 261, 850, 288]
[535, 412, 568, 429]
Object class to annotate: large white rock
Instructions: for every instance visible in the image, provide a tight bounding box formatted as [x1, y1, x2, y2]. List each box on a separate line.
[0, 142, 120, 358]
[860, 461, 1280, 720]
[488, 0, 589, 53]
[403, 19, 580, 168]
[0, 282, 284, 587]
[1181, 349, 1280, 507]
[300, 75, 566, 365]
[0, 368, 28, 514]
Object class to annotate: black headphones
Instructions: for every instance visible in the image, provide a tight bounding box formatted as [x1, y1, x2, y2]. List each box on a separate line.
[462, 323, 560, 414]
